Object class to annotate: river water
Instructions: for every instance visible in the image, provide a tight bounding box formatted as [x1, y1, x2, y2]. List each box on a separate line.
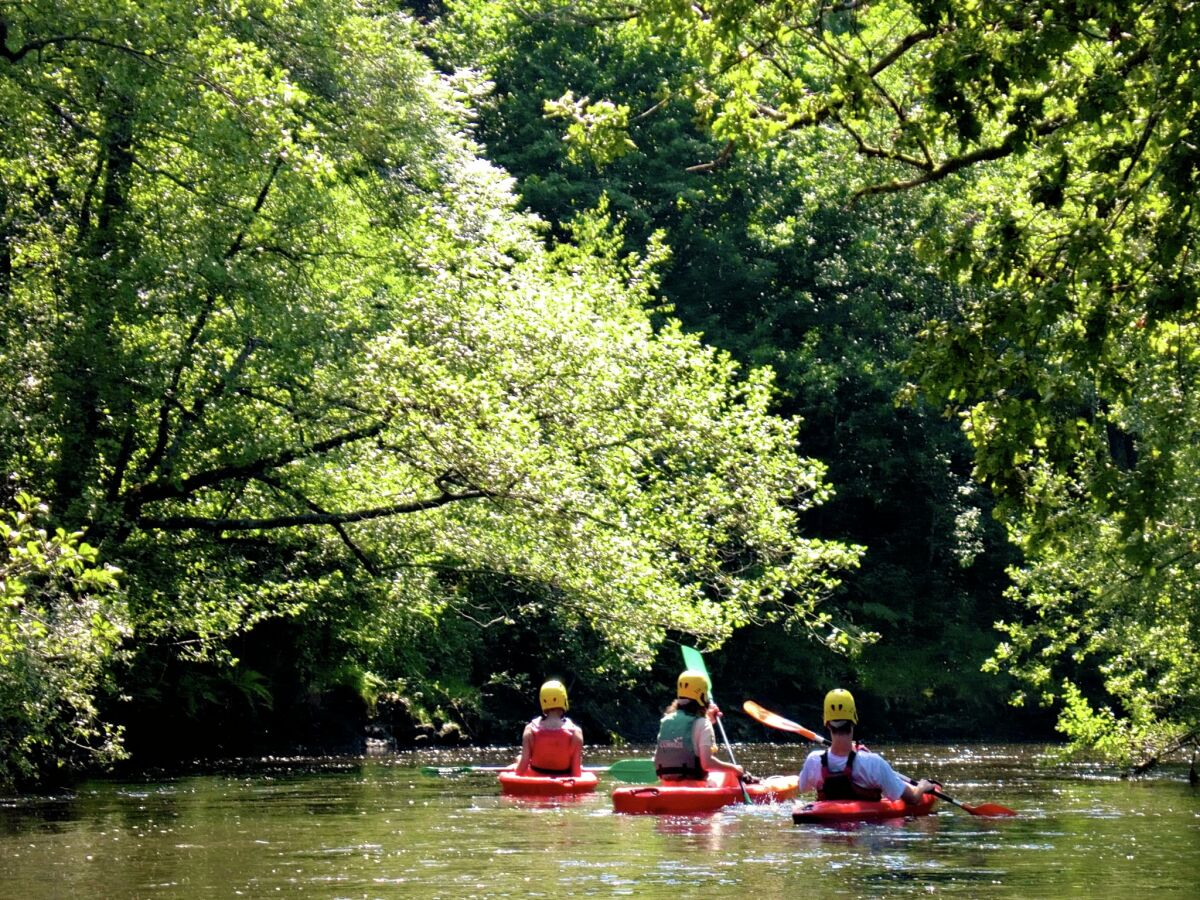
[1, 743, 1196, 898]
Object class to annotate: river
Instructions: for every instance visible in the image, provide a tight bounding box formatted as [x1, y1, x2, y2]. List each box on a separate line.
[1, 743, 1196, 897]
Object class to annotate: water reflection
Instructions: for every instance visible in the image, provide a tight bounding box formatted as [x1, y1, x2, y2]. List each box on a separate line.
[652, 810, 734, 856]
[0, 744, 1197, 898]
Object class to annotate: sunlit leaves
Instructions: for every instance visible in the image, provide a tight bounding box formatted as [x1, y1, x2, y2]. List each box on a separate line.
[0, 0, 860, 774]
[544, 91, 638, 166]
[598, 0, 1200, 761]
[0, 494, 127, 788]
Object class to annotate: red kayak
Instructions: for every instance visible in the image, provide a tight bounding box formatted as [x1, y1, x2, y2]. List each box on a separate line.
[792, 792, 937, 824]
[498, 770, 600, 797]
[612, 771, 798, 814]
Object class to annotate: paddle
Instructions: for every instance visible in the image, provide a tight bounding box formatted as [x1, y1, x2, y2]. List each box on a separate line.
[606, 758, 657, 784]
[741, 700, 1017, 817]
[682, 645, 752, 803]
[420, 765, 514, 776]
[419, 760, 658, 783]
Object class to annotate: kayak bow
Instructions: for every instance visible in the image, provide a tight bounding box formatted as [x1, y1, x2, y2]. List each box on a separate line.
[498, 770, 600, 797]
[792, 792, 938, 824]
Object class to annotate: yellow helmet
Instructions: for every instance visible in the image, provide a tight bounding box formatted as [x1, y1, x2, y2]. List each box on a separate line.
[824, 688, 858, 725]
[539, 680, 569, 712]
[676, 670, 710, 704]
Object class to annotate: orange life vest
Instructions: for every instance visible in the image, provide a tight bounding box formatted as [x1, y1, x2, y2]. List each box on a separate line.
[529, 717, 576, 775]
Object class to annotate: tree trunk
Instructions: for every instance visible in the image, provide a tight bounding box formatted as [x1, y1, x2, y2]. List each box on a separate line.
[51, 92, 137, 524]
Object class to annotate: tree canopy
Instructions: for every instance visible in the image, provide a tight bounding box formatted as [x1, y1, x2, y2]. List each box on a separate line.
[565, 0, 1198, 762]
[435, 0, 1024, 739]
[0, 0, 859, 785]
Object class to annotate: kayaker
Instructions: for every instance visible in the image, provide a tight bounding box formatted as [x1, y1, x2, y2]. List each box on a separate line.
[653, 670, 745, 781]
[798, 688, 936, 803]
[514, 680, 584, 777]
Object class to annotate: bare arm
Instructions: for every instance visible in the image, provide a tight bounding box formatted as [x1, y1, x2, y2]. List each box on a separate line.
[569, 726, 583, 777]
[696, 708, 743, 776]
[902, 778, 937, 804]
[514, 724, 534, 775]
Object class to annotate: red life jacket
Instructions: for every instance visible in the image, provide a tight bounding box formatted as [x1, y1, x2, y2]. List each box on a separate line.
[816, 749, 882, 801]
[529, 717, 576, 775]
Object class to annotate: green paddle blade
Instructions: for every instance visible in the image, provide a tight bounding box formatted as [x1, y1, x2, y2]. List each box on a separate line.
[420, 766, 475, 776]
[606, 759, 658, 784]
[681, 645, 709, 681]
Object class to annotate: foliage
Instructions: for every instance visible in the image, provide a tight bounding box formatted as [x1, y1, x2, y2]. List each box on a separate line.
[523, 0, 1200, 764]
[0, 494, 125, 789]
[544, 91, 638, 166]
[0, 0, 859, 775]
[434, 0, 1024, 735]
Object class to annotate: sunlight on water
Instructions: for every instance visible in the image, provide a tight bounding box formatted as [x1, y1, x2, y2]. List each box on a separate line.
[1, 745, 1197, 898]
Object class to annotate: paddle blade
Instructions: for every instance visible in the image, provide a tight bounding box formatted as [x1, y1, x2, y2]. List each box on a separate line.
[742, 700, 827, 745]
[963, 802, 1018, 817]
[681, 645, 709, 679]
[419, 766, 482, 776]
[606, 759, 658, 784]
[925, 785, 1017, 817]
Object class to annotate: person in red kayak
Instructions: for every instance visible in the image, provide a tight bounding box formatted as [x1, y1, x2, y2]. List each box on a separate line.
[798, 688, 936, 803]
[514, 680, 584, 777]
[653, 670, 745, 781]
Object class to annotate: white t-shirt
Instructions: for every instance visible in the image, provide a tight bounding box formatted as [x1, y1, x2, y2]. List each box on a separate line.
[798, 747, 907, 801]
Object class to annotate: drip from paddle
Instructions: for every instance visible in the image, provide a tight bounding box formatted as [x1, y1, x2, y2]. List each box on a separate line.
[741, 700, 1017, 817]
[683, 645, 752, 803]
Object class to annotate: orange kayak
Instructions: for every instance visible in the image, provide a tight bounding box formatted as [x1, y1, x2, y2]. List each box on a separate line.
[498, 770, 599, 797]
[792, 792, 937, 823]
[612, 771, 798, 814]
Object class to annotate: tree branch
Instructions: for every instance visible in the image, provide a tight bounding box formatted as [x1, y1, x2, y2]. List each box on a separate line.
[0, 25, 98, 63]
[1130, 730, 1198, 776]
[854, 117, 1068, 198]
[835, 114, 930, 170]
[139, 158, 283, 483]
[225, 155, 282, 260]
[784, 27, 943, 133]
[136, 487, 490, 532]
[156, 336, 262, 483]
[679, 22, 942, 171]
[128, 415, 395, 506]
[0, 27, 248, 110]
[686, 139, 735, 173]
[255, 474, 380, 574]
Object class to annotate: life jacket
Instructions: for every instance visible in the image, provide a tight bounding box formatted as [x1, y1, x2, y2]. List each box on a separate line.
[816, 749, 882, 801]
[654, 709, 705, 779]
[528, 716, 576, 775]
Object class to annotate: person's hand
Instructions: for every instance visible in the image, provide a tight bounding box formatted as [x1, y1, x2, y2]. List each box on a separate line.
[706, 703, 723, 722]
[915, 778, 937, 796]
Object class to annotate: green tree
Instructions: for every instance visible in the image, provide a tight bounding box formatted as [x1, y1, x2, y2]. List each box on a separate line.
[547, 0, 1200, 764]
[1, 0, 858, 776]
[434, 0, 1024, 736]
[0, 494, 124, 789]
